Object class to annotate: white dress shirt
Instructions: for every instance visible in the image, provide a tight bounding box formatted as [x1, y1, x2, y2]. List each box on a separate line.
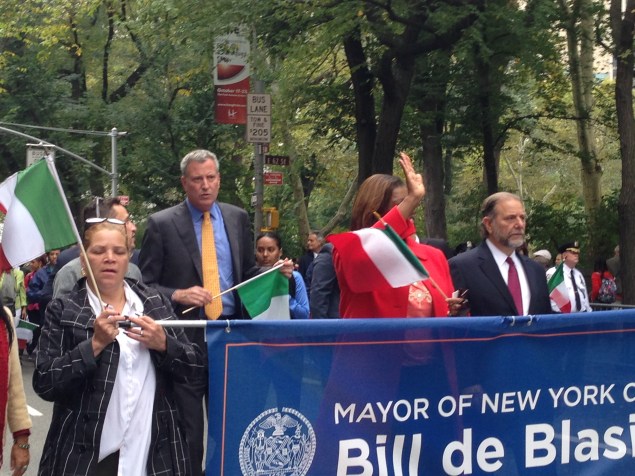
[486, 240, 531, 315]
[87, 282, 156, 475]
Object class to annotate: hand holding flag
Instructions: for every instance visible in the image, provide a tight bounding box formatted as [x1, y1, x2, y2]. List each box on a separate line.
[182, 262, 292, 320]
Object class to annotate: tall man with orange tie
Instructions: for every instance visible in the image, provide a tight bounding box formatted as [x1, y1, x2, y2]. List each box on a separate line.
[139, 149, 289, 475]
[449, 192, 552, 317]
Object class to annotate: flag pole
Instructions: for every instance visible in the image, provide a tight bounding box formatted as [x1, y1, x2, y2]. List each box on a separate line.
[372, 211, 449, 300]
[181, 262, 285, 315]
[45, 156, 104, 306]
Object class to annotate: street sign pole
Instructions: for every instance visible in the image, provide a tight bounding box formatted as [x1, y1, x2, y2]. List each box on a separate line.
[252, 81, 265, 245]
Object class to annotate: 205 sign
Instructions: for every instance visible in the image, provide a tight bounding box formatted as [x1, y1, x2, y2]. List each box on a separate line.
[247, 115, 271, 143]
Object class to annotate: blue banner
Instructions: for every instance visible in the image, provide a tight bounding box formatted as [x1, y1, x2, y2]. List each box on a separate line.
[206, 311, 635, 475]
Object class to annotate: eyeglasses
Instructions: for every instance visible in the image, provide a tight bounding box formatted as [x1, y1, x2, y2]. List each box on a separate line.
[85, 217, 126, 225]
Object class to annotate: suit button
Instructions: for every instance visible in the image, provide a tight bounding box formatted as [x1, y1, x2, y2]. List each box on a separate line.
[78, 445, 86, 453]
[82, 414, 90, 422]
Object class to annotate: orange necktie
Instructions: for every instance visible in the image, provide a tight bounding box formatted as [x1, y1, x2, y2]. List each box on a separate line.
[202, 211, 223, 319]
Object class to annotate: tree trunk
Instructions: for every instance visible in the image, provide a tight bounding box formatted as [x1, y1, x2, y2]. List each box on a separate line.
[282, 125, 311, 241]
[561, 0, 603, 261]
[373, 54, 417, 176]
[611, 0, 635, 305]
[420, 127, 448, 239]
[343, 32, 377, 186]
[475, 56, 499, 194]
[415, 53, 451, 239]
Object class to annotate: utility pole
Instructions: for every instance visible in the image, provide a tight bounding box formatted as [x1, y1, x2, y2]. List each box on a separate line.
[0, 124, 125, 195]
[111, 127, 120, 196]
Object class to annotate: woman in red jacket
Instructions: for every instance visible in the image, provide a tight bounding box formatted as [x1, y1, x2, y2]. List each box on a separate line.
[331, 153, 462, 318]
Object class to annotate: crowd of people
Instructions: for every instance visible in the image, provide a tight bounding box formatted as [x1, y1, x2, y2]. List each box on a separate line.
[0, 148, 622, 474]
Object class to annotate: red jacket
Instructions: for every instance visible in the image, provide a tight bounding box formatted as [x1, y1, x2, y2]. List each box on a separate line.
[333, 206, 455, 318]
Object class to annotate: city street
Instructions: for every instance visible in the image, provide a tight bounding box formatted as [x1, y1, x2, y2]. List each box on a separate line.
[2, 355, 52, 476]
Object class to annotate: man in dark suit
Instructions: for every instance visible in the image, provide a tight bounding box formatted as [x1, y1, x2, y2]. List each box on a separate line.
[139, 149, 262, 475]
[449, 192, 551, 316]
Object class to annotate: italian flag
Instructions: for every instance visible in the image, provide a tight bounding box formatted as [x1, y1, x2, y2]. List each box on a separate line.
[0, 158, 77, 271]
[548, 263, 572, 313]
[327, 223, 429, 293]
[236, 267, 290, 320]
[16, 318, 39, 343]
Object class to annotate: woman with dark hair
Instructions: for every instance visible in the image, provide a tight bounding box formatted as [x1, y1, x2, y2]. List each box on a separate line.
[255, 231, 309, 319]
[332, 153, 462, 318]
[34, 220, 204, 475]
[0, 306, 31, 475]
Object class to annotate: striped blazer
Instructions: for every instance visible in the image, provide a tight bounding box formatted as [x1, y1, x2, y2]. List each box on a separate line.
[33, 279, 205, 475]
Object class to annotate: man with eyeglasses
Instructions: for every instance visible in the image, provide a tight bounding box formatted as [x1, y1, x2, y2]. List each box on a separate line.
[49, 197, 142, 299]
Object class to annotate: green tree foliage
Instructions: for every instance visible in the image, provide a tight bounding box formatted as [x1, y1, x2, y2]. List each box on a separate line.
[0, 0, 626, 274]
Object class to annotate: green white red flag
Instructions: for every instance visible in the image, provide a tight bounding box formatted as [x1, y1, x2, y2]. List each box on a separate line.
[236, 267, 290, 320]
[327, 223, 429, 293]
[0, 158, 76, 271]
[547, 262, 571, 313]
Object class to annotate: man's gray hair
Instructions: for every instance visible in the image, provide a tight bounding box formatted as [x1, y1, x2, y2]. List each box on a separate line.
[479, 191, 523, 238]
[180, 149, 220, 175]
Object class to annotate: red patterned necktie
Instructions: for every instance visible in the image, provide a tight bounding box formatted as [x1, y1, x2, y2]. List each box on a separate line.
[506, 257, 523, 315]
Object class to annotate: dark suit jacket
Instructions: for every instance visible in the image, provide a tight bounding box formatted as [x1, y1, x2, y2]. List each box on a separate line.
[139, 201, 259, 344]
[309, 243, 340, 318]
[449, 241, 552, 316]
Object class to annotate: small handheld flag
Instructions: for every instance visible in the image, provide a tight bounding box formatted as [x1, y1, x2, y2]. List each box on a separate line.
[237, 270, 291, 320]
[548, 263, 572, 313]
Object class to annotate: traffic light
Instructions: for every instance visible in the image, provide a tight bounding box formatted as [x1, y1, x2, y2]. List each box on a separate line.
[261, 207, 279, 231]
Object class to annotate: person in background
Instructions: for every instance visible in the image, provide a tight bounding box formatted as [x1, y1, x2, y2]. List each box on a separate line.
[454, 241, 474, 256]
[590, 258, 616, 304]
[606, 245, 622, 302]
[554, 253, 563, 267]
[546, 242, 592, 313]
[531, 249, 552, 271]
[255, 231, 309, 319]
[0, 306, 32, 476]
[0, 268, 26, 319]
[34, 220, 203, 475]
[25, 249, 60, 304]
[52, 197, 141, 299]
[299, 231, 324, 293]
[309, 242, 340, 318]
[25, 250, 59, 355]
[24, 255, 46, 328]
[331, 153, 462, 319]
